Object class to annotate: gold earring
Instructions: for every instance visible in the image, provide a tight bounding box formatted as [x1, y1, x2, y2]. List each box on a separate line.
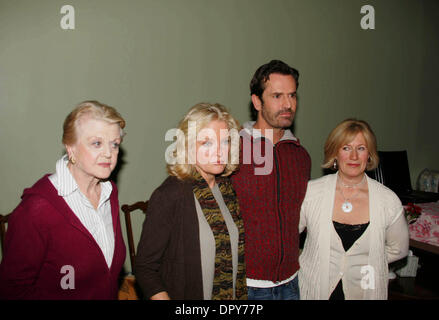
[70, 157, 76, 164]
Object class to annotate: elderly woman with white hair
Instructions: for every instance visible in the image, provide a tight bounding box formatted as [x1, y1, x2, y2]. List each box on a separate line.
[135, 102, 247, 300]
[0, 101, 126, 299]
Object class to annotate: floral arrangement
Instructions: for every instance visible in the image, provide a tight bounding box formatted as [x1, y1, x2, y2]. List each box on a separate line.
[405, 203, 422, 224]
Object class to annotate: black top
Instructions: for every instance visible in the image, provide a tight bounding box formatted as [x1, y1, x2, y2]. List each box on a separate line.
[329, 221, 370, 300]
[333, 221, 370, 252]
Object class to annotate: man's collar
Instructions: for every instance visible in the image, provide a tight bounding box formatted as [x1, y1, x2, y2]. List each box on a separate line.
[242, 121, 298, 142]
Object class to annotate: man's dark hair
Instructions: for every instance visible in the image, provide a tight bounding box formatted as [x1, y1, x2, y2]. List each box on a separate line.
[250, 59, 299, 101]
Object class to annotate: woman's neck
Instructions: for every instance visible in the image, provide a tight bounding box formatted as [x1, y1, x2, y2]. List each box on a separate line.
[337, 171, 365, 187]
[67, 162, 101, 196]
[204, 175, 216, 189]
[196, 168, 216, 188]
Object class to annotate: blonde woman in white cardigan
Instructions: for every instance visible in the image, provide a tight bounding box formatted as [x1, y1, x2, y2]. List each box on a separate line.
[299, 119, 409, 300]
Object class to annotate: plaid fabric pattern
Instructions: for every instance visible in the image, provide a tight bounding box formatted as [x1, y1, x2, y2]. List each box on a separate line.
[231, 135, 311, 282]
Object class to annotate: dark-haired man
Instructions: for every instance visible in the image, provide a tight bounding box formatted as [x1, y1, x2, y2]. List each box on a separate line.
[232, 60, 311, 300]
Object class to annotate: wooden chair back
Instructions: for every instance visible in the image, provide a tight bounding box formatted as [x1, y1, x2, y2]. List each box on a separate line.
[121, 201, 148, 273]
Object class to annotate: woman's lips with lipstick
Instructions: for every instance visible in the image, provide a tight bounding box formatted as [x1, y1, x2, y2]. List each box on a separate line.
[98, 163, 111, 168]
[347, 163, 360, 167]
[210, 158, 227, 165]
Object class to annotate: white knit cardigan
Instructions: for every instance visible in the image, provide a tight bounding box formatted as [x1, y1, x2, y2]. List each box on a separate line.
[298, 173, 409, 300]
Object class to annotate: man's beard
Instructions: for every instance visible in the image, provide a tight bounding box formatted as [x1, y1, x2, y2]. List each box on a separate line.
[261, 107, 295, 129]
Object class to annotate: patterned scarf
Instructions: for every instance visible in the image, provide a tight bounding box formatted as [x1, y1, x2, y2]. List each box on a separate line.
[192, 172, 247, 300]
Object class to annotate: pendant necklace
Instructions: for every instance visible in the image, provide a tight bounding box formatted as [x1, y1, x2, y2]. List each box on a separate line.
[340, 190, 356, 213]
[338, 174, 366, 213]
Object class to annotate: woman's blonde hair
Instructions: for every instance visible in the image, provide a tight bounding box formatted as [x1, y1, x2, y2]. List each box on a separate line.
[322, 118, 379, 171]
[62, 100, 126, 146]
[167, 102, 241, 180]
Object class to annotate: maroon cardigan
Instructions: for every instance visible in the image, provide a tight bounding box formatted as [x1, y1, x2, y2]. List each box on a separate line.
[0, 175, 126, 300]
[231, 133, 311, 282]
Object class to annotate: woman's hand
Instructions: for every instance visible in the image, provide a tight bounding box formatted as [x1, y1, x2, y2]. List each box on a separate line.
[150, 291, 171, 300]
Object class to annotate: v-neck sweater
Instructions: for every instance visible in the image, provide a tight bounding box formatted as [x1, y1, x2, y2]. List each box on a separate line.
[298, 173, 409, 300]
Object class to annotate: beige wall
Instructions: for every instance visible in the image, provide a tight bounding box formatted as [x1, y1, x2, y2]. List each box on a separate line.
[1, 0, 438, 270]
